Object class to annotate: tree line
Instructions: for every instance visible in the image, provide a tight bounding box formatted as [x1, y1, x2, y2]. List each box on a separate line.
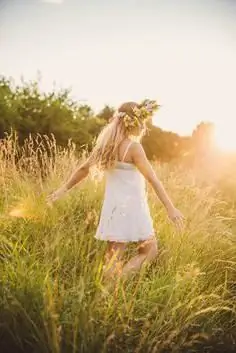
[0, 76, 215, 164]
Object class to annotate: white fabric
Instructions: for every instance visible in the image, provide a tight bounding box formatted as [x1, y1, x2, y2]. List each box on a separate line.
[95, 158, 155, 243]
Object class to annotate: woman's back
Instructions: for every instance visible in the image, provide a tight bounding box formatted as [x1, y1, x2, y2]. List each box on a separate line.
[117, 139, 134, 164]
[96, 140, 153, 242]
[105, 140, 145, 197]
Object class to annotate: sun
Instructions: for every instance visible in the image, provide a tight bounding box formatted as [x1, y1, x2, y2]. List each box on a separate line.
[214, 126, 236, 152]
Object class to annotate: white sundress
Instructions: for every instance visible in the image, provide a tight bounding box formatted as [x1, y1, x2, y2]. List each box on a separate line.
[95, 142, 155, 243]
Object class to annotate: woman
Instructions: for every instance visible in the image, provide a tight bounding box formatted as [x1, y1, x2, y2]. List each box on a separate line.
[47, 100, 184, 278]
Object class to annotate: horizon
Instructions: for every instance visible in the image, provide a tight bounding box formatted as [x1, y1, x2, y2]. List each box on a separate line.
[1, 0, 236, 142]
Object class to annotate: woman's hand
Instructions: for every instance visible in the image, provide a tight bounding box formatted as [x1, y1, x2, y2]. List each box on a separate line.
[46, 185, 68, 206]
[167, 207, 184, 230]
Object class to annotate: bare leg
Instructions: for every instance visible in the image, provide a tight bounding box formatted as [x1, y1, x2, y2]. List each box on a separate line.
[121, 237, 158, 277]
[103, 241, 126, 279]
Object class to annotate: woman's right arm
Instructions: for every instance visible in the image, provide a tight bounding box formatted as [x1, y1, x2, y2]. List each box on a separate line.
[64, 159, 91, 190]
[132, 142, 184, 228]
[47, 158, 91, 205]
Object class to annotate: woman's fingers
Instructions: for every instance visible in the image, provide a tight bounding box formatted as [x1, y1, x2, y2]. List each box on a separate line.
[46, 193, 57, 206]
[174, 215, 184, 231]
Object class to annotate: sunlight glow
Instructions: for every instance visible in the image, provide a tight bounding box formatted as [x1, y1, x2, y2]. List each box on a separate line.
[9, 207, 29, 218]
[214, 126, 236, 152]
[9, 204, 36, 219]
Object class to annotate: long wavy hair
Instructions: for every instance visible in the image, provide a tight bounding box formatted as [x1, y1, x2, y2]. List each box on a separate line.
[90, 101, 144, 170]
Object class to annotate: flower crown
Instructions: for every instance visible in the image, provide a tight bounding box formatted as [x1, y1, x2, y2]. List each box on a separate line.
[117, 99, 160, 129]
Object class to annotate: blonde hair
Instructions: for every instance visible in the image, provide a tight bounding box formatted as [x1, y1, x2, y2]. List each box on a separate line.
[90, 102, 140, 170]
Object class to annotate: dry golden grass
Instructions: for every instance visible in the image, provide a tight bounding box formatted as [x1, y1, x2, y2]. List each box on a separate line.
[0, 133, 235, 353]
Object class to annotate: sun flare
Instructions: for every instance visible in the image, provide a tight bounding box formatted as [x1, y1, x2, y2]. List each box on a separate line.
[214, 126, 236, 152]
[9, 202, 37, 220]
[9, 206, 31, 219]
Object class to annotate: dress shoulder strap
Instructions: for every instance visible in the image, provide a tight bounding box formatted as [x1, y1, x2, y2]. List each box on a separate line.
[121, 141, 133, 162]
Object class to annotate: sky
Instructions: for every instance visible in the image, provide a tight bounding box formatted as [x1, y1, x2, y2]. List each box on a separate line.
[0, 0, 236, 136]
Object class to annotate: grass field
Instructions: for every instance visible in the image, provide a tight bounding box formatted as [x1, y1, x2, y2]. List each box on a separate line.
[0, 134, 236, 353]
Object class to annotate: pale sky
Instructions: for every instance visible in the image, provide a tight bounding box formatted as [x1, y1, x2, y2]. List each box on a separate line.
[1, 0, 236, 136]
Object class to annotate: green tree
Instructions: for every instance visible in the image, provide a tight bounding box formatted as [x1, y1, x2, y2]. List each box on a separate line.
[97, 105, 115, 122]
[0, 75, 211, 165]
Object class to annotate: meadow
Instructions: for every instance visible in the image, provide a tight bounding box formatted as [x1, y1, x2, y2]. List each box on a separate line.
[0, 133, 236, 353]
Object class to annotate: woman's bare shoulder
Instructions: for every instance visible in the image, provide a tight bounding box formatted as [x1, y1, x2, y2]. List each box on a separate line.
[130, 141, 145, 155]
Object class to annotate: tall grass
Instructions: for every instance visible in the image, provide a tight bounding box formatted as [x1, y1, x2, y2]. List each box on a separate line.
[0, 133, 236, 353]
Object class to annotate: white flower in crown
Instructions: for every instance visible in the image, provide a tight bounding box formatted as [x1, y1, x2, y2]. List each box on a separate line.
[144, 100, 159, 113]
[145, 103, 153, 112]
